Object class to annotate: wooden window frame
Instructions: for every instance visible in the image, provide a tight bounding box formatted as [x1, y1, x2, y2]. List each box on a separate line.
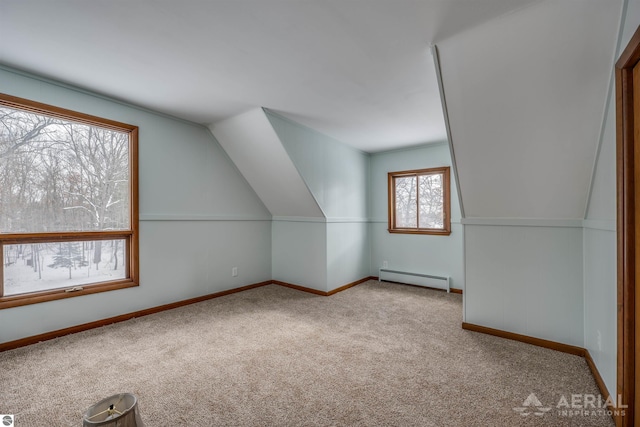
[387, 166, 451, 236]
[0, 93, 139, 310]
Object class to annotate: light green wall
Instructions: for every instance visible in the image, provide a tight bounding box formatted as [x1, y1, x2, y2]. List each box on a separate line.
[267, 111, 371, 291]
[268, 113, 464, 292]
[0, 66, 272, 344]
[327, 222, 369, 290]
[583, 77, 616, 396]
[369, 143, 464, 290]
[581, 0, 640, 399]
[0, 68, 466, 343]
[272, 220, 327, 290]
[266, 111, 368, 219]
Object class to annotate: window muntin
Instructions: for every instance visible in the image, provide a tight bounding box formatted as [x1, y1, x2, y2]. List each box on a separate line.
[0, 93, 139, 308]
[388, 167, 451, 235]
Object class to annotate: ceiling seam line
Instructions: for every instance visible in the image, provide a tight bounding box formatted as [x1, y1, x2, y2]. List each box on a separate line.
[431, 44, 465, 219]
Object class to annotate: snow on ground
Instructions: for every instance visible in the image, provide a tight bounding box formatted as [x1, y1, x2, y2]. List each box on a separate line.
[4, 242, 126, 296]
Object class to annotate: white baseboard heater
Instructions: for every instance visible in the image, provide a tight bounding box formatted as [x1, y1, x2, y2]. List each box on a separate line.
[378, 268, 450, 293]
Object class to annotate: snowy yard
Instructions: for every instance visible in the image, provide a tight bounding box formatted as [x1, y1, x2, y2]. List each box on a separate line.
[4, 240, 126, 296]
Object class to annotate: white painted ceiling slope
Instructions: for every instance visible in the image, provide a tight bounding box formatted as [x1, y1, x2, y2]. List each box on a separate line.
[210, 109, 324, 218]
[0, 0, 623, 221]
[439, 0, 622, 219]
[1, 0, 541, 152]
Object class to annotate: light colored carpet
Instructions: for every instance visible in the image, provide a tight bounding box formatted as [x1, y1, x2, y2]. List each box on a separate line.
[0, 281, 613, 426]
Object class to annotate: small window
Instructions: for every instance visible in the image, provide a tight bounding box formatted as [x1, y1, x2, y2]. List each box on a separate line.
[0, 93, 139, 309]
[388, 167, 451, 235]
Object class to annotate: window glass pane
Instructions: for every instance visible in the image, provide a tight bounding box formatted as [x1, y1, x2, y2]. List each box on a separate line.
[0, 106, 130, 233]
[418, 173, 444, 229]
[3, 239, 126, 296]
[395, 176, 417, 228]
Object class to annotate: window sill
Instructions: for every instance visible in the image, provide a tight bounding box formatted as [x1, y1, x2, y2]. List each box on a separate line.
[388, 229, 451, 236]
[0, 279, 139, 310]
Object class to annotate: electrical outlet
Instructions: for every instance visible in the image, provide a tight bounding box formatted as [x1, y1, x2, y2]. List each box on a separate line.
[596, 330, 602, 351]
[382, 260, 388, 268]
[232, 267, 238, 277]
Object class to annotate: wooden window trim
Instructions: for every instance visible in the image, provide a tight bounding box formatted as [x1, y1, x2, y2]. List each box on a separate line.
[0, 93, 139, 310]
[387, 166, 451, 236]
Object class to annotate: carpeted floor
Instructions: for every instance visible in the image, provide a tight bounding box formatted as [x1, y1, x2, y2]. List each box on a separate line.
[0, 281, 613, 426]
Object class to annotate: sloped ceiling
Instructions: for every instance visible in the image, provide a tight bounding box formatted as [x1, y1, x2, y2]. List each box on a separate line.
[0, 1, 623, 221]
[1, 0, 540, 152]
[210, 109, 324, 218]
[438, 0, 622, 219]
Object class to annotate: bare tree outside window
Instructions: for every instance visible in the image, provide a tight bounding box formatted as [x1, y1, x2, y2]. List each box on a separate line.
[394, 176, 417, 228]
[0, 111, 130, 231]
[0, 94, 138, 309]
[388, 167, 451, 235]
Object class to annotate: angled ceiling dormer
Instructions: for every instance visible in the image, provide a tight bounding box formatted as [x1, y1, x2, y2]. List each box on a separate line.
[436, 0, 622, 220]
[210, 109, 324, 219]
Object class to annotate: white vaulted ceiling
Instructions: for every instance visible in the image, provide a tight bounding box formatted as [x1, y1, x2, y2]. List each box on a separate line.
[1, 0, 540, 152]
[0, 0, 624, 219]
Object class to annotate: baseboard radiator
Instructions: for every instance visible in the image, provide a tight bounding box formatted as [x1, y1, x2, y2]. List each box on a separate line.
[378, 268, 450, 293]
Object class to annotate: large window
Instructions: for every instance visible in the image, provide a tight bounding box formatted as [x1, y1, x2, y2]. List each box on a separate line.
[0, 93, 138, 309]
[388, 167, 450, 235]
